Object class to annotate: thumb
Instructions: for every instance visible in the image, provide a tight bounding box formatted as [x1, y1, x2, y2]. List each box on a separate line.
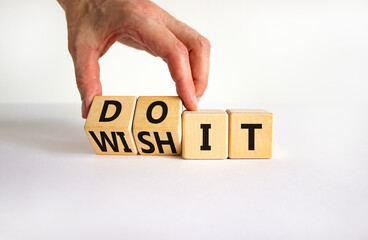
[71, 48, 102, 119]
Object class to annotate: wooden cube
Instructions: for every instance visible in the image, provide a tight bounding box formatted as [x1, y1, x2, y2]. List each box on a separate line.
[133, 96, 182, 155]
[182, 110, 228, 159]
[85, 96, 138, 155]
[227, 109, 273, 159]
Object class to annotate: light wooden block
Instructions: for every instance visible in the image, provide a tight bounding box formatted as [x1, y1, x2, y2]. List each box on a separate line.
[85, 96, 138, 155]
[133, 96, 182, 155]
[227, 109, 273, 159]
[182, 110, 228, 159]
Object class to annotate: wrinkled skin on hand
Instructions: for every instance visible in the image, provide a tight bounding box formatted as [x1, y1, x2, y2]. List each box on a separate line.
[58, 0, 211, 118]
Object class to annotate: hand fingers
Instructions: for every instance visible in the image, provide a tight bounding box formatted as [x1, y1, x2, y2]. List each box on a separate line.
[134, 19, 198, 110]
[165, 17, 211, 102]
[69, 42, 102, 119]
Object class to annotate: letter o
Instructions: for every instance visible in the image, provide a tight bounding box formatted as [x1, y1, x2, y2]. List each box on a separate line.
[146, 101, 168, 124]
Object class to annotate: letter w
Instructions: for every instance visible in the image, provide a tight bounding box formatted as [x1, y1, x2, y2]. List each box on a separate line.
[89, 131, 121, 152]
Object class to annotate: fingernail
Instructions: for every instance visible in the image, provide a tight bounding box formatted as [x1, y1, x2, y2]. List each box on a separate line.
[196, 96, 201, 104]
[81, 99, 86, 118]
[192, 94, 198, 109]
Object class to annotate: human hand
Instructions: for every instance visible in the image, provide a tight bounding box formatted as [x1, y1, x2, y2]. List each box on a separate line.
[57, 0, 211, 118]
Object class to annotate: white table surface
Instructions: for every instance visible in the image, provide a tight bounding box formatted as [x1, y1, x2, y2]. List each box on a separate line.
[0, 103, 367, 239]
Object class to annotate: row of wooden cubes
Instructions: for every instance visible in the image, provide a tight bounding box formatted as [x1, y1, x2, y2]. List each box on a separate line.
[85, 96, 273, 159]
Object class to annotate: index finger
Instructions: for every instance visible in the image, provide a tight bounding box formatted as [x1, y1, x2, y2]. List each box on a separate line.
[165, 17, 211, 101]
[131, 19, 198, 110]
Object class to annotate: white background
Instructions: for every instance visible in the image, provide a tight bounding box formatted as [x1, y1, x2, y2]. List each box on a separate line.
[0, 0, 368, 239]
[1, 0, 367, 108]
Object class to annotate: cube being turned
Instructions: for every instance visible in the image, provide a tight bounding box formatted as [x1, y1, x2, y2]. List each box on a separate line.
[85, 96, 138, 155]
[133, 96, 182, 155]
[182, 110, 228, 159]
[227, 109, 273, 159]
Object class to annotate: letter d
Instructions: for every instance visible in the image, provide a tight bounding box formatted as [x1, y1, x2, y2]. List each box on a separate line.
[99, 100, 122, 122]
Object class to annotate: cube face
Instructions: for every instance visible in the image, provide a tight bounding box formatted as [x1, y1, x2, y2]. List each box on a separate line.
[85, 96, 138, 155]
[133, 96, 182, 155]
[182, 110, 228, 159]
[227, 109, 273, 159]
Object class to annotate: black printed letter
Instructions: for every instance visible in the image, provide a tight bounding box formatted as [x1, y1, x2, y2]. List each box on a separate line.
[154, 132, 177, 154]
[200, 124, 211, 151]
[146, 101, 168, 124]
[116, 132, 132, 153]
[138, 131, 155, 153]
[99, 100, 122, 122]
[89, 131, 120, 152]
[241, 124, 262, 150]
